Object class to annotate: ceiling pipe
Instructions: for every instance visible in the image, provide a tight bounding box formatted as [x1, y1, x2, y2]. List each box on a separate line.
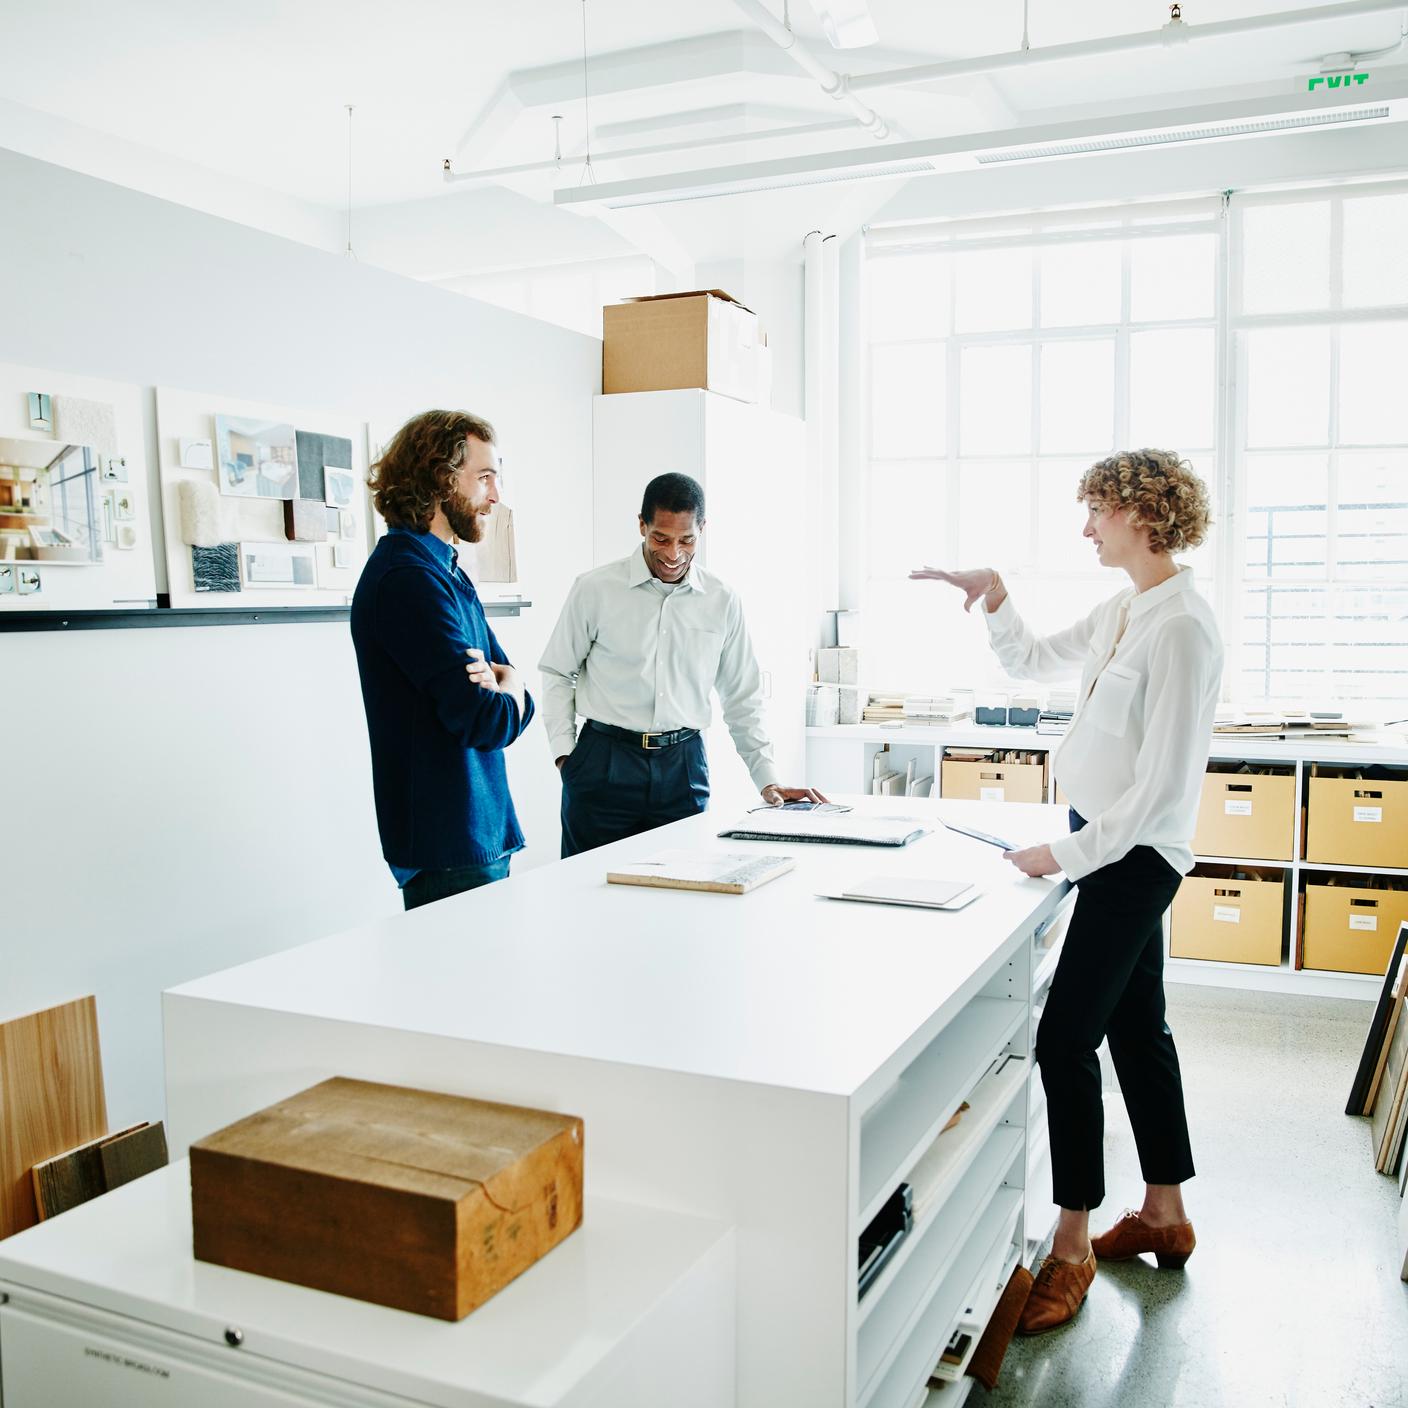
[845, 0, 1408, 91]
[727, 0, 890, 138]
[444, 117, 859, 185]
[1320, 8, 1408, 70]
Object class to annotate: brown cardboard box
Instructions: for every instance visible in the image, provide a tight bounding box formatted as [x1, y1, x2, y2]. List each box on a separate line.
[1305, 770, 1408, 867]
[941, 758, 1046, 804]
[1302, 882, 1408, 975]
[190, 1077, 583, 1321]
[603, 290, 760, 402]
[1170, 867, 1284, 966]
[1193, 769, 1296, 860]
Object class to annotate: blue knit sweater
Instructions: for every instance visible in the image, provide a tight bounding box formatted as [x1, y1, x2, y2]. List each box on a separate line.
[351, 527, 533, 870]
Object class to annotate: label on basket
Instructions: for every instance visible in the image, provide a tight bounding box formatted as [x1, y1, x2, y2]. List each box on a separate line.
[1349, 914, 1379, 931]
[1213, 905, 1242, 924]
[1353, 806, 1383, 823]
[1224, 800, 1253, 816]
[980, 787, 1005, 803]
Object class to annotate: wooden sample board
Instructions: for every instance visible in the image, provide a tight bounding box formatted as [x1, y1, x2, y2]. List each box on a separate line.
[190, 1077, 584, 1321]
[31, 1121, 169, 1220]
[0, 996, 108, 1240]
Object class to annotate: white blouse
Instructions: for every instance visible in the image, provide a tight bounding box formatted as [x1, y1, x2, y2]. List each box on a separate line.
[984, 566, 1223, 882]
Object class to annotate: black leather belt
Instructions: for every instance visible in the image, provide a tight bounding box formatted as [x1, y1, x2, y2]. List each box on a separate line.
[586, 720, 700, 751]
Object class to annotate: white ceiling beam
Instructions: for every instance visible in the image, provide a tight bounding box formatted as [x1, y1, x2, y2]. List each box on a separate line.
[846, 0, 1408, 91]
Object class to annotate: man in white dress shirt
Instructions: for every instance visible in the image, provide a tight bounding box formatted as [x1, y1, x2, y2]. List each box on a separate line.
[539, 472, 822, 857]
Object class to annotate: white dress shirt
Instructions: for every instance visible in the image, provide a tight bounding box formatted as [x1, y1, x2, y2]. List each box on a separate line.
[539, 548, 779, 791]
[984, 566, 1223, 882]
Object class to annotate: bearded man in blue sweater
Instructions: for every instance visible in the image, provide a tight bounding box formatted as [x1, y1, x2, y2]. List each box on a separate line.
[352, 410, 534, 910]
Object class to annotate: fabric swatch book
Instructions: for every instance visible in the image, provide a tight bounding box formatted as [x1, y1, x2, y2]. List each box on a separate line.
[718, 811, 932, 848]
[607, 849, 795, 895]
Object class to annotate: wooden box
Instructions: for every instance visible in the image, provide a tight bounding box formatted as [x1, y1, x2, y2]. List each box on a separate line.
[1192, 769, 1296, 861]
[1305, 770, 1408, 868]
[1302, 881, 1408, 975]
[190, 1077, 584, 1320]
[1170, 866, 1284, 966]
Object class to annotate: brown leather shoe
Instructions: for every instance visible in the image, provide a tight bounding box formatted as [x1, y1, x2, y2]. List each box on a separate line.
[1016, 1249, 1096, 1335]
[1090, 1210, 1196, 1268]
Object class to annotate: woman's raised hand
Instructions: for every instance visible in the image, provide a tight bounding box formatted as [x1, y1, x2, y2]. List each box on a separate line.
[908, 566, 1000, 613]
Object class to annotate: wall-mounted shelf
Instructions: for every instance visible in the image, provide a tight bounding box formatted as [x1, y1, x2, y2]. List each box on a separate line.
[0, 600, 532, 632]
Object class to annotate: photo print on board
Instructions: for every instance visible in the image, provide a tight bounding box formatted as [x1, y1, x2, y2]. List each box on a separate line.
[215, 415, 297, 501]
[240, 541, 316, 588]
[323, 467, 356, 509]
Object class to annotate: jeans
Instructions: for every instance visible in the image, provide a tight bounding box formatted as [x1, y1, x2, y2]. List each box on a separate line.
[402, 855, 511, 911]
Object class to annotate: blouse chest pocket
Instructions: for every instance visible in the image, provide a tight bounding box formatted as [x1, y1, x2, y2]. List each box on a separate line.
[1086, 662, 1141, 738]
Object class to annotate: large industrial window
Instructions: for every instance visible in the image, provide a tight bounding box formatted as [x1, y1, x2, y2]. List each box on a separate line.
[863, 182, 1407, 713]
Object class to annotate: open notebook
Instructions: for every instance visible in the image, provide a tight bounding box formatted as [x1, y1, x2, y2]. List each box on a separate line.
[718, 811, 932, 848]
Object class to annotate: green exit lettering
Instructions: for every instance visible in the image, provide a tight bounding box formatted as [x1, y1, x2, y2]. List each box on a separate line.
[1308, 73, 1370, 91]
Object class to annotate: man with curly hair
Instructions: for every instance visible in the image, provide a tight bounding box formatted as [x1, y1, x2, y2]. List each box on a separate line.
[913, 448, 1222, 1335]
[351, 410, 534, 910]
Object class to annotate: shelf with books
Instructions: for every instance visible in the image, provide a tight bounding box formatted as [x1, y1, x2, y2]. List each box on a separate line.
[808, 726, 1408, 998]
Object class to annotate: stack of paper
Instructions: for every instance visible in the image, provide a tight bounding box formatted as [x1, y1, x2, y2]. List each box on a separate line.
[903, 694, 972, 724]
[862, 692, 907, 723]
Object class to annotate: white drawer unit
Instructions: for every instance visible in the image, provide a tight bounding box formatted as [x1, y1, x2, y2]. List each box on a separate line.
[0, 1164, 735, 1408]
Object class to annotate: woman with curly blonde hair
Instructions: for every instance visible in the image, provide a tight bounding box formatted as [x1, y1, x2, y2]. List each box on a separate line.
[912, 448, 1222, 1335]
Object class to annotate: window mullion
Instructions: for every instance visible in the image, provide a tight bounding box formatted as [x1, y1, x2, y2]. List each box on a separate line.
[1214, 191, 1239, 703]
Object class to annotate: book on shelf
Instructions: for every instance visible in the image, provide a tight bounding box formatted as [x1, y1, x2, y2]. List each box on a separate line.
[606, 850, 795, 895]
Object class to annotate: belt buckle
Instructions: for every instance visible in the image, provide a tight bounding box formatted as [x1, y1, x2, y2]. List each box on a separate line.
[642, 731, 662, 750]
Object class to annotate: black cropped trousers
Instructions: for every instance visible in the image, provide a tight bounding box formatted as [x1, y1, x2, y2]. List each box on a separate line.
[1036, 812, 1197, 1212]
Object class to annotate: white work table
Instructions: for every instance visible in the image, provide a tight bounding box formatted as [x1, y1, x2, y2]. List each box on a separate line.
[163, 797, 1069, 1105]
[4, 798, 1074, 1408]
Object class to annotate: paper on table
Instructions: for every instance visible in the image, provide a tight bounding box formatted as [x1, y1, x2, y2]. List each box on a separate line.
[819, 876, 979, 911]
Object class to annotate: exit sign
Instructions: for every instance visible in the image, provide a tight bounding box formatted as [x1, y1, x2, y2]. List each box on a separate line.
[1308, 73, 1369, 91]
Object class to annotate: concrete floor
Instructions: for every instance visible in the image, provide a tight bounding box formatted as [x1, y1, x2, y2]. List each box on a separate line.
[987, 983, 1408, 1408]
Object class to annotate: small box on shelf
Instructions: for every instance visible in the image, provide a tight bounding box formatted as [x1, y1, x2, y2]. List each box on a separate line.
[1193, 763, 1296, 861]
[1170, 865, 1285, 966]
[941, 749, 1047, 804]
[1304, 764, 1408, 868]
[1301, 877, 1408, 975]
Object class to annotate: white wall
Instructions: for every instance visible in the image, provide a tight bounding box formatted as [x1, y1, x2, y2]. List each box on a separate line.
[0, 148, 599, 1128]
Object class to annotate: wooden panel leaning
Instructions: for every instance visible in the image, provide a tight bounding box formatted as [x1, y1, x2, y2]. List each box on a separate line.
[189, 1077, 584, 1320]
[0, 995, 108, 1240]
